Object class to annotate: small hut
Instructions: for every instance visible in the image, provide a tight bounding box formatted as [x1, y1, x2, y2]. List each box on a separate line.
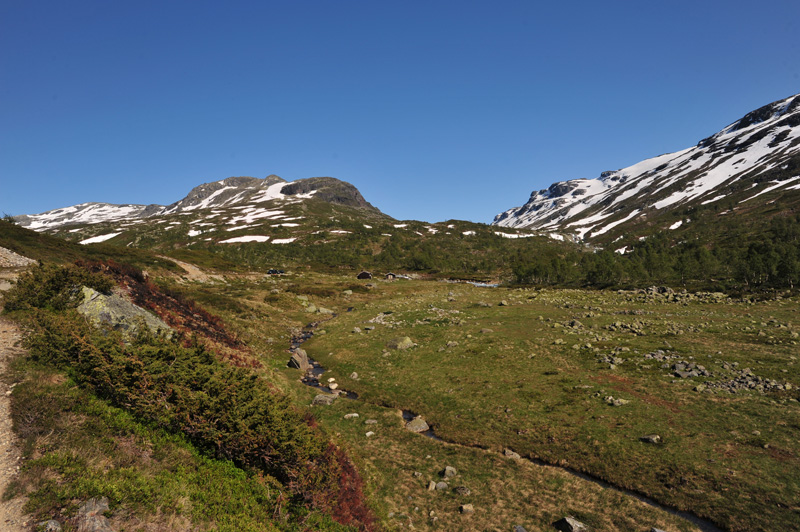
[385, 272, 397, 280]
[357, 271, 373, 280]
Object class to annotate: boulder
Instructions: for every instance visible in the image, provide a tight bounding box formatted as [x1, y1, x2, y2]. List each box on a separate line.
[312, 394, 337, 406]
[37, 521, 62, 532]
[287, 348, 311, 371]
[503, 448, 521, 460]
[388, 336, 415, 350]
[453, 486, 471, 496]
[76, 497, 114, 532]
[639, 434, 662, 444]
[441, 465, 457, 478]
[406, 416, 430, 433]
[435, 481, 449, 491]
[459, 504, 475, 514]
[76, 287, 171, 338]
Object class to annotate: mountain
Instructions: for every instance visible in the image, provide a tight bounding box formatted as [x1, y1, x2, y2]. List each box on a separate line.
[15, 175, 380, 232]
[493, 93, 800, 243]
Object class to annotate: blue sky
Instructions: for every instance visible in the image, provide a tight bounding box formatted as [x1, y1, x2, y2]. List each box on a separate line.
[1, 1, 798, 223]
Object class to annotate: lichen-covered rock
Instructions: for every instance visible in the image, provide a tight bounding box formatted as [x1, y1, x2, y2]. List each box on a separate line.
[388, 336, 415, 350]
[287, 348, 311, 371]
[76, 287, 171, 338]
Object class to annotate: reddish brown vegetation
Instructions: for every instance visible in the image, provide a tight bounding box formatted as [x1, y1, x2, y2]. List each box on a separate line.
[78, 259, 258, 367]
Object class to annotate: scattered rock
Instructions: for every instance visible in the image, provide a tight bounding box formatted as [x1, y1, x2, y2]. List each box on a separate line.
[344, 413, 359, 419]
[349, 372, 359, 380]
[312, 394, 337, 406]
[441, 465, 457, 478]
[37, 521, 62, 532]
[427, 481, 436, 491]
[513, 527, 528, 532]
[406, 416, 430, 433]
[453, 486, 471, 496]
[388, 336, 415, 350]
[76, 497, 114, 532]
[365, 419, 378, 425]
[499, 300, 509, 306]
[503, 448, 521, 460]
[553, 516, 588, 531]
[352, 327, 362, 334]
[329, 382, 339, 390]
[639, 434, 662, 444]
[365, 431, 375, 438]
[459, 504, 475, 514]
[435, 481, 449, 491]
[604, 395, 629, 407]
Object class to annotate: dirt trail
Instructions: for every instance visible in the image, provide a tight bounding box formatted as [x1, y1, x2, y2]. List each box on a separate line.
[0, 267, 29, 531]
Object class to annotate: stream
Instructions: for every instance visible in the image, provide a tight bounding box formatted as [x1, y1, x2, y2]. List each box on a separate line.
[289, 319, 725, 532]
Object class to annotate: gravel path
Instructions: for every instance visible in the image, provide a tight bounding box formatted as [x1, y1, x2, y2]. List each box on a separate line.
[0, 261, 31, 531]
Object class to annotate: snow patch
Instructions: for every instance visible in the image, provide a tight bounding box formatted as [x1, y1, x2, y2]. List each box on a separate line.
[219, 235, 270, 243]
[80, 232, 121, 245]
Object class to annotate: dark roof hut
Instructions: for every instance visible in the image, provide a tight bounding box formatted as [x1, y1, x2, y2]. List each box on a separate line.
[357, 271, 372, 280]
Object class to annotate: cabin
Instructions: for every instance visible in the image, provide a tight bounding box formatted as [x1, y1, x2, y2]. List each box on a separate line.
[357, 271, 372, 280]
[385, 272, 396, 280]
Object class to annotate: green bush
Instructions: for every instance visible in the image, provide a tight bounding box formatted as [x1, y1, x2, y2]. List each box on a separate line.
[3, 262, 113, 311]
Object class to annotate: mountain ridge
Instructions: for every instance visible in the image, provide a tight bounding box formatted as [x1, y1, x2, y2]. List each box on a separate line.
[493, 92, 800, 242]
[15, 175, 381, 231]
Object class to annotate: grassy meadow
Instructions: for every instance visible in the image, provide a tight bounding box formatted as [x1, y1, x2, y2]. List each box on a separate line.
[174, 271, 799, 531]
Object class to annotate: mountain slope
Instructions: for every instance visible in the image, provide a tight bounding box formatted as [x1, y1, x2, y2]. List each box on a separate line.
[15, 175, 381, 232]
[494, 93, 800, 243]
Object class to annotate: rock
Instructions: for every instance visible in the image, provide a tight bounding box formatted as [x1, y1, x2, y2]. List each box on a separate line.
[312, 394, 337, 406]
[365, 419, 378, 425]
[388, 336, 415, 350]
[480, 328, 494, 334]
[365, 431, 375, 437]
[453, 486, 471, 496]
[427, 481, 436, 491]
[406, 416, 430, 433]
[37, 521, 62, 532]
[317, 307, 334, 315]
[499, 300, 509, 306]
[287, 348, 311, 371]
[349, 372, 359, 380]
[343, 290, 353, 296]
[513, 527, 528, 532]
[650, 528, 668, 532]
[76, 497, 114, 532]
[352, 327, 361, 333]
[553, 516, 588, 531]
[329, 382, 339, 390]
[76, 287, 172, 338]
[459, 504, 475, 514]
[435, 481, 449, 491]
[441, 465, 457, 478]
[305, 303, 318, 313]
[344, 413, 359, 419]
[639, 434, 662, 444]
[503, 448, 521, 460]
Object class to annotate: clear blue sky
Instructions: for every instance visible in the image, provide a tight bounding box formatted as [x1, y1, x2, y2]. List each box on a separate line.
[1, 0, 798, 223]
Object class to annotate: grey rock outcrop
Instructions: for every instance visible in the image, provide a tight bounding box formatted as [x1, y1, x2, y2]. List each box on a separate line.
[76, 287, 171, 338]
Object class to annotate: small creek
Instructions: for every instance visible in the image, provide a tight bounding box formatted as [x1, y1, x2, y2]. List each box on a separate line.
[289, 319, 725, 532]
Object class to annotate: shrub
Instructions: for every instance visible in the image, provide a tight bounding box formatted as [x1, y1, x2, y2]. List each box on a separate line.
[3, 262, 113, 312]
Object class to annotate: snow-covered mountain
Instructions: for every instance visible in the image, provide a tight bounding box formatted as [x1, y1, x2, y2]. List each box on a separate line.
[494, 93, 800, 241]
[15, 175, 379, 231]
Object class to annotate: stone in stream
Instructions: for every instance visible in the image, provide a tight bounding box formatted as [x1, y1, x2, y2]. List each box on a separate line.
[312, 394, 337, 406]
[553, 516, 588, 531]
[406, 416, 430, 433]
[287, 348, 311, 371]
